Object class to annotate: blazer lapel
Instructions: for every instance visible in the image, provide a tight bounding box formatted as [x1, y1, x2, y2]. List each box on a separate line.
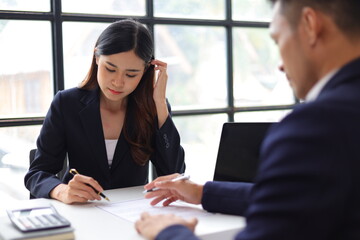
[78, 88, 109, 173]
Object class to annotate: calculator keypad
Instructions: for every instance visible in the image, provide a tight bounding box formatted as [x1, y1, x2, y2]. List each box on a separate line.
[17, 214, 70, 231]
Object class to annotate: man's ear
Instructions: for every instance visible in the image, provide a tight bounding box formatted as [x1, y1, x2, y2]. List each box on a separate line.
[301, 7, 323, 47]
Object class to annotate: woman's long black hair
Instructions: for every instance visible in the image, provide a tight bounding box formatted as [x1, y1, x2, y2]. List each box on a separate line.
[80, 19, 157, 166]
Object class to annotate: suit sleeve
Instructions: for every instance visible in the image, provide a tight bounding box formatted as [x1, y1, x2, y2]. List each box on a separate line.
[202, 181, 253, 215]
[156, 225, 199, 240]
[24, 91, 67, 198]
[151, 100, 185, 176]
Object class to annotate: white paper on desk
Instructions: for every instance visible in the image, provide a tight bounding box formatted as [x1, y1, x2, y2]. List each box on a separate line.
[96, 198, 213, 223]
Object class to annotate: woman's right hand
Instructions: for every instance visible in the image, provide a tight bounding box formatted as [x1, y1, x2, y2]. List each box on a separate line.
[50, 174, 103, 204]
[143, 174, 204, 206]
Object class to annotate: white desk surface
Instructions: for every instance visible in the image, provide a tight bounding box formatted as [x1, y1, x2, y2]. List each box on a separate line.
[1, 186, 245, 240]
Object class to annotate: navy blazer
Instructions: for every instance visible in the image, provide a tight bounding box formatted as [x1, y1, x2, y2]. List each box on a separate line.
[25, 87, 185, 198]
[156, 58, 360, 240]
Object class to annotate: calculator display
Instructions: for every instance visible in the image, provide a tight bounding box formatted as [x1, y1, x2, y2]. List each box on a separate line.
[12, 207, 54, 218]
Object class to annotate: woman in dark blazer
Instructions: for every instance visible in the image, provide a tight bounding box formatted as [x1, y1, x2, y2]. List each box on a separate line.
[24, 19, 185, 204]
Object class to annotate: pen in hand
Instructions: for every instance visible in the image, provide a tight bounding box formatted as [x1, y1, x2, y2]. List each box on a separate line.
[69, 168, 110, 201]
[143, 174, 190, 193]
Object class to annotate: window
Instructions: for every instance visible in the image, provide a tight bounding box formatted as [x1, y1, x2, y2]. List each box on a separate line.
[154, 0, 225, 20]
[232, 0, 272, 21]
[155, 24, 227, 110]
[0, 0, 294, 200]
[174, 114, 228, 183]
[0, 125, 40, 202]
[235, 110, 291, 122]
[62, 0, 146, 16]
[63, 22, 108, 88]
[233, 27, 294, 107]
[0, 0, 50, 12]
[0, 20, 53, 118]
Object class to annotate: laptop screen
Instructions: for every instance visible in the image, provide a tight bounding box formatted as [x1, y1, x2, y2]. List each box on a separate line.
[213, 122, 274, 183]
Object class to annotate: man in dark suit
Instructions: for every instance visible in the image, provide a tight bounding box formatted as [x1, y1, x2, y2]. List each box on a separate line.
[134, 0, 360, 239]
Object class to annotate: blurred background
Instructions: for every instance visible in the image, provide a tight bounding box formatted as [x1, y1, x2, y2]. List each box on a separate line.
[0, 0, 295, 204]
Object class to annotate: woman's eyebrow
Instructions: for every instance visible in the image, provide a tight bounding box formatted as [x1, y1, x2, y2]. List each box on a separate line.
[106, 61, 118, 68]
[126, 69, 141, 72]
[105, 61, 141, 72]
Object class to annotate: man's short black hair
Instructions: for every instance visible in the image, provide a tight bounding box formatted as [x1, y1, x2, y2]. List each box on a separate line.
[268, 0, 360, 38]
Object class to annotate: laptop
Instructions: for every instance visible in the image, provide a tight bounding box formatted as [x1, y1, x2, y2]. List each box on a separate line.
[213, 122, 274, 183]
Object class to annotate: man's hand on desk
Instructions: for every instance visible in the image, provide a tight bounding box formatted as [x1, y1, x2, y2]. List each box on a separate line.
[135, 212, 198, 240]
[50, 174, 103, 204]
[143, 173, 204, 206]
[136, 174, 204, 239]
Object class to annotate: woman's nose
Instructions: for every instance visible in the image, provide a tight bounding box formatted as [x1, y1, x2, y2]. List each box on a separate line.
[112, 74, 125, 87]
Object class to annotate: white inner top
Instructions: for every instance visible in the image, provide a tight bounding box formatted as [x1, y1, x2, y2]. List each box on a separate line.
[105, 139, 118, 167]
[305, 69, 339, 102]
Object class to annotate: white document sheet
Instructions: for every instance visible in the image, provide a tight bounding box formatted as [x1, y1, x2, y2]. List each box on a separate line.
[96, 198, 212, 223]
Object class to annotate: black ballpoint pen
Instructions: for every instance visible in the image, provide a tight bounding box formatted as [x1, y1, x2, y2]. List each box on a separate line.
[69, 168, 110, 201]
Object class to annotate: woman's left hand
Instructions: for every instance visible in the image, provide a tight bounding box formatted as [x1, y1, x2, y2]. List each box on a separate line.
[152, 59, 169, 128]
[152, 59, 168, 103]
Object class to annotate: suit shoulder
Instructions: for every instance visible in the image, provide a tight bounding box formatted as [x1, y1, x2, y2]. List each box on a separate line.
[265, 98, 360, 152]
[53, 87, 96, 103]
[55, 87, 88, 98]
[289, 92, 359, 122]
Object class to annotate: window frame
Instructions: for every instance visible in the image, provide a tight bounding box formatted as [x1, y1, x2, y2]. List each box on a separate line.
[0, 0, 296, 128]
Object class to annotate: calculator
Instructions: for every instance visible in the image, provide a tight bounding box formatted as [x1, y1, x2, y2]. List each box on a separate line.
[6, 203, 71, 232]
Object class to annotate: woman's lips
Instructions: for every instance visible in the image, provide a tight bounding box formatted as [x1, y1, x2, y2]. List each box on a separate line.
[109, 88, 122, 95]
